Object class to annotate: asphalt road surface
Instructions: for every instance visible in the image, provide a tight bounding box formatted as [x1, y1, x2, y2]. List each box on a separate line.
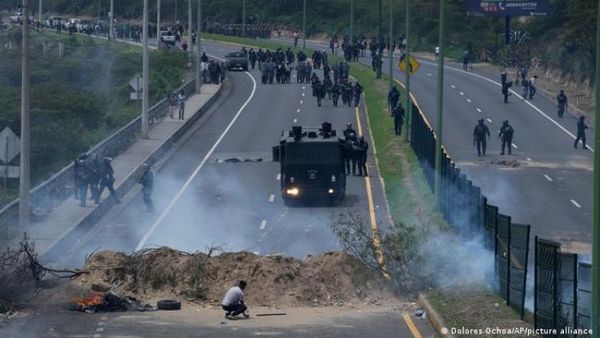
[279, 37, 594, 248]
[0, 39, 436, 338]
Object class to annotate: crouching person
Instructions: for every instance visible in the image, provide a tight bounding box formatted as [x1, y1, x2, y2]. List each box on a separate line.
[222, 280, 249, 319]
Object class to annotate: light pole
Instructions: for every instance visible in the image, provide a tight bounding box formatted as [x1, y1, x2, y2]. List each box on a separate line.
[188, 0, 192, 64]
[142, 0, 149, 138]
[196, 0, 202, 94]
[591, 3, 600, 337]
[37, 0, 41, 23]
[433, 0, 445, 198]
[108, 0, 113, 40]
[156, 0, 161, 49]
[404, 0, 410, 143]
[377, 0, 382, 79]
[19, 0, 31, 229]
[302, 0, 306, 49]
[242, 0, 246, 38]
[350, 0, 353, 42]
[388, 0, 393, 90]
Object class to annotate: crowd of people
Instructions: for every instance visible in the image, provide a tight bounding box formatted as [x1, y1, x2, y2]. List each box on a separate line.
[73, 154, 120, 207]
[341, 123, 369, 177]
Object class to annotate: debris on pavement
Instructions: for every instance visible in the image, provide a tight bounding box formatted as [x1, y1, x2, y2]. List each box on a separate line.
[414, 309, 426, 319]
[73, 248, 394, 307]
[255, 312, 287, 317]
[69, 292, 154, 313]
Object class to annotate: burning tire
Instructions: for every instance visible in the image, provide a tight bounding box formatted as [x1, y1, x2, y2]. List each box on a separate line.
[157, 299, 181, 310]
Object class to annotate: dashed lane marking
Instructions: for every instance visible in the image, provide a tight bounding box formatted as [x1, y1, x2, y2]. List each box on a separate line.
[402, 312, 423, 338]
[427, 73, 432, 76]
[96, 328, 105, 333]
[300, 100, 303, 104]
[450, 84, 456, 88]
[571, 199, 582, 208]
[302, 86, 305, 90]
[296, 108, 301, 113]
[487, 118, 493, 123]
[544, 174, 553, 182]
[477, 108, 482, 113]
[526, 157, 532, 161]
[276, 173, 281, 180]
[512, 143, 518, 149]
[269, 194, 275, 202]
[467, 98, 472, 103]
[259, 220, 267, 230]
[136, 72, 258, 250]
[293, 118, 298, 123]
[302, 93, 305, 96]
[459, 91, 465, 96]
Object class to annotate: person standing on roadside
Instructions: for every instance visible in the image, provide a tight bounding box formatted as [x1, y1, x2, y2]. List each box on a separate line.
[498, 120, 514, 155]
[177, 91, 186, 120]
[528, 75, 538, 100]
[574, 116, 589, 149]
[473, 119, 491, 156]
[139, 163, 154, 212]
[557, 90, 568, 118]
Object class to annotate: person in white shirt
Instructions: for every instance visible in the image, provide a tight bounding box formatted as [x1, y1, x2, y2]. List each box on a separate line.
[221, 280, 249, 319]
[435, 46, 440, 60]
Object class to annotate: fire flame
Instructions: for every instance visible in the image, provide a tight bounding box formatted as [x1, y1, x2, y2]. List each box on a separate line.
[73, 292, 103, 307]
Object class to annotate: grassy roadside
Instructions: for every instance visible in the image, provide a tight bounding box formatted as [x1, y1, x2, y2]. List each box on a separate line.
[200, 34, 529, 334]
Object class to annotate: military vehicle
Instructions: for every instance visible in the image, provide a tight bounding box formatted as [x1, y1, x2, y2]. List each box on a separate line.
[225, 51, 249, 71]
[272, 123, 346, 204]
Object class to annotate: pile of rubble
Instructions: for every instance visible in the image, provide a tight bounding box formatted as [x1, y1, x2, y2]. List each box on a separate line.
[73, 248, 394, 307]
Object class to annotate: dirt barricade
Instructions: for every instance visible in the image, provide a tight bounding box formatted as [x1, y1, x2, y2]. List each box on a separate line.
[73, 248, 394, 307]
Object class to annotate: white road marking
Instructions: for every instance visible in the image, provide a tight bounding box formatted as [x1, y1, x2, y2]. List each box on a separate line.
[466, 98, 471, 103]
[94, 335, 102, 338]
[300, 100, 303, 104]
[418, 59, 595, 152]
[302, 86, 305, 90]
[570, 199, 582, 208]
[96, 328, 104, 333]
[136, 72, 258, 251]
[302, 93, 305, 96]
[459, 91, 465, 96]
[512, 143, 518, 149]
[526, 157, 532, 161]
[259, 220, 267, 230]
[544, 174, 553, 182]
[296, 108, 301, 113]
[276, 173, 281, 180]
[450, 84, 456, 88]
[476, 108, 482, 113]
[427, 73, 432, 76]
[486, 118, 493, 123]
[269, 194, 275, 202]
[97, 322, 105, 326]
[293, 118, 298, 123]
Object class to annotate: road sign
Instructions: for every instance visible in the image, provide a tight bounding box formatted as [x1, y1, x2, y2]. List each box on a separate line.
[129, 74, 143, 91]
[0, 127, 20, 164]
[465, 0, 549, 17]
[399, 54, 420, 75]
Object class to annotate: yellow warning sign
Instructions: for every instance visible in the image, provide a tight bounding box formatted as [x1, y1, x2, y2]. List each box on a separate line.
[398, 55, 421, 75]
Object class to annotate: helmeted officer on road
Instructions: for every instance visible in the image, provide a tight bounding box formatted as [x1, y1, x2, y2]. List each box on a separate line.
[139, 163, 154, 212]
[574, 116, 589, 149]
[473, 119, 491, 156]
[557, 90, 568, 118]
[343, 122, 356, 141]
[357, 136, 369, 176]
[392, 103, 405, 136]
[388, 85, 400, 110]
[498, 120, 514, 155]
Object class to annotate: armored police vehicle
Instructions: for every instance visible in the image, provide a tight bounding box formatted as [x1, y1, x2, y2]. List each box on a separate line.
[272, 123, 346, 204]
[225, 51, 249, 71]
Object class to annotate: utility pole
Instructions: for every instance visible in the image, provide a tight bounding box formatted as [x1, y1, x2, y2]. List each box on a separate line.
[433, 0, 445, 198]
[302, 0, 306, 49]
[156, 0, 161, 49]
[377, 0, 382, 79]
[108, 0, 113, 40]
[404, 0, 410, 143]
[196, 0, 202, 94]
[37, 0, 41, 23]
[591, 3, 600, 337]
[242, 0, 246, 38]
[175, 0, 178, 22]
[142, 0, 149, 138]
[350, 0, 353, 42]
[388, 0, 393, 90]
[188, 0, 192, 65]
[19, 0, 31, 229]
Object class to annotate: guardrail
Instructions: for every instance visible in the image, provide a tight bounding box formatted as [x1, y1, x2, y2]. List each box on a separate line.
[0, 78, 197, 243]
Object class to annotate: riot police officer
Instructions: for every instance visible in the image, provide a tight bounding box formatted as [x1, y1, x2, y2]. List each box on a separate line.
[98, 157, 121, 204]
[357, 136, 369, 176]
[498, 120, 514, 155]
[557, 90, 568, 118]
[388, 85, 400, 110]
[473, 119, 491, 156]
[331, 83, 341, 107]
[139, 163, 154, 212]
[574, 116, 589, 149]
[392, 103, 405, 136]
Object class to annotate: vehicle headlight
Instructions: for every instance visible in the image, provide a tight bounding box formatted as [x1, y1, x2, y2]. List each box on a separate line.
[286, 188, 299, 196]
[328, 189, 334, 194]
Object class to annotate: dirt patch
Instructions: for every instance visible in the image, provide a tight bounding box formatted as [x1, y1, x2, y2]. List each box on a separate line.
[427, 285, 533, 338]
[72, 248, 395, 307]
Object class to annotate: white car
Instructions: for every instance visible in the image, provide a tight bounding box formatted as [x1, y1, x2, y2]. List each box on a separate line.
[64, 18, 80, 30]
[160, 31, 176, 45]
[9, 12, 22, 24]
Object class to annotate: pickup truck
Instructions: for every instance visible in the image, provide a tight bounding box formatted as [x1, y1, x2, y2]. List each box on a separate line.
[225, 51, 249, 71]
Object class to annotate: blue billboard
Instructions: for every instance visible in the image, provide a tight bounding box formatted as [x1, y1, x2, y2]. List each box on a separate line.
[465, 0, 549, 17]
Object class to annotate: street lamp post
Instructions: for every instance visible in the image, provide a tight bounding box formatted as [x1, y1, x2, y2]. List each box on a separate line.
[108, 0, 113, 40]
[350, 0, 353, 42]
[188, 0, 192, 64]
[388, 0, 393, 90]
[591, 3, 600, 337]
[302, 0, 306, 49]
[19, 0, 31, 229]
[433, 0, 445, 199]
[404, 0, 411, 143]
[242, 0, 246, 38]
[377, 0, 382, 79]
[156, 0, 161, 49]
[142, 0, 149, 138]
[37, 0, 41, 23]
[196, 0, 202, 94]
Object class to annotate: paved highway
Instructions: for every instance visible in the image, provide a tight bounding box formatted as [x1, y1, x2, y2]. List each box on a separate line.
[279, 37, 594, 249]
[0, 39, 436, 338]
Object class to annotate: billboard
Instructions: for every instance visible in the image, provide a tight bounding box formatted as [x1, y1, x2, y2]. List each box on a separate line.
[465, 0, 549, 17]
